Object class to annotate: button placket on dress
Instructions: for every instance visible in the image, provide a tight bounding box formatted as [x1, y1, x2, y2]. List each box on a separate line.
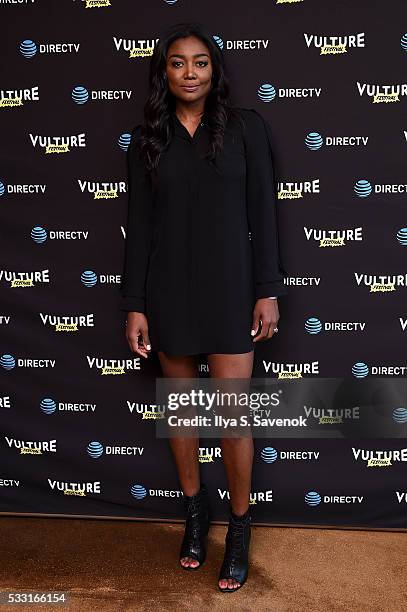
[171, 114, 207, 332]
[183, 120, 205, 329]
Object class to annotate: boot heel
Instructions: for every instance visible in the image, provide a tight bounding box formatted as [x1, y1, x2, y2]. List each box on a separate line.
[179, 483, 210, 571]
[218, 506, 251, 592]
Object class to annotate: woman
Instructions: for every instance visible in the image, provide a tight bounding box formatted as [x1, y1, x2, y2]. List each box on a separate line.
[119, 21, 287, 592]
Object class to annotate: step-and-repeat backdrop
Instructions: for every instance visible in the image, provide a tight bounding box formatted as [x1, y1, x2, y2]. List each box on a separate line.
[1, 0, 407, 529]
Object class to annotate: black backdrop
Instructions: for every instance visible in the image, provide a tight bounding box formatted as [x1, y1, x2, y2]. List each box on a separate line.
[1, 0, 407, 529]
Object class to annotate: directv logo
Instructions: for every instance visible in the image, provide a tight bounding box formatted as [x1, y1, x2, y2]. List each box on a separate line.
[80, 272, 121, 287]
[305, 132, 369, 149]
[81, 271, 98, 287]
[261, 447, 278, 463]
[31, 227, 89, 242]
[305, 318, 366, 333]
[0, 354, 16, 370]
[87, 440, 143, 457]
[31, 227, 47, 243]
[258, 83, 321, 101]
[354, 180, 372, 197]
[352, 362, 407, 377]
[258, 83, 276, 102]
[393, 408, 407, 424]
[20, 40, 80, 58]
[87, 441, 104, 458]
[305, 491, 364, 505]
[305, 318, 322, 334]
[71, 86, 133, 104]
[261, 448, 319, 462]
[396, 228, 407, 245]
[305, 133, 323, 149]
[131, 484, 147, 500]
[1, 182, 46, 195]
[118, 133, 132, 151]
[354, 179, 407, 196]
[213, 35, 223, 50]
[1, 354, 55, 369]
[40, 398, 57, 415]
[352, 362, 369, 378]
[305, 491, 321, 506]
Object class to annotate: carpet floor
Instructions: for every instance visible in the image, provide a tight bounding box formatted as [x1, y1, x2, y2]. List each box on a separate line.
[0, 516, 405, 611]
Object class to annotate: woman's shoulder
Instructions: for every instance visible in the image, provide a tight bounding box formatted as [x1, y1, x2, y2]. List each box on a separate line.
[228, 106, 272, 145]
[228, 106, 271, 141]
[231, 106, 258, 116]
[228, 108, 273, 159]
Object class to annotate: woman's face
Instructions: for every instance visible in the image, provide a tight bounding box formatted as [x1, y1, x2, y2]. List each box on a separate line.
[165, 35, 213, 105]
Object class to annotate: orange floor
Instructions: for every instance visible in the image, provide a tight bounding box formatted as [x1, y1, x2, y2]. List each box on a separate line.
[0, 516, 405, 611]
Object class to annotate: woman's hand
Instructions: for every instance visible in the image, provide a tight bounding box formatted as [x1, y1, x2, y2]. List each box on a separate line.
[125, 312, 151, 358]
[251, 298, 280, 343]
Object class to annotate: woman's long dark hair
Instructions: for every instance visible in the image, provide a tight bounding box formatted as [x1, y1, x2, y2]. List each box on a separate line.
[135, 21, 243, 175]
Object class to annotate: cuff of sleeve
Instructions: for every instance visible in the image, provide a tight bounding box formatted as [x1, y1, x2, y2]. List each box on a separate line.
[255, 281, 287, 299]
[119, 296, 146, 313]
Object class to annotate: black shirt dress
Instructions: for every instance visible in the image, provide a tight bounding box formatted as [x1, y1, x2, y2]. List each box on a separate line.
[119, 106, 287, 356]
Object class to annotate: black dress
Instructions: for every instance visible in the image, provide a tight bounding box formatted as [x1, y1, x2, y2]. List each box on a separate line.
[119, 107, 287, 356]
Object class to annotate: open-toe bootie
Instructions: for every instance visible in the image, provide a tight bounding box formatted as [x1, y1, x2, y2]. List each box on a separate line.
[218, 506, 251, 592]
[179, 483, 210, 571]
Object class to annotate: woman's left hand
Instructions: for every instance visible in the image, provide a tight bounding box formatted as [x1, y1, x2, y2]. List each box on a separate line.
[251, 298, 280, 343]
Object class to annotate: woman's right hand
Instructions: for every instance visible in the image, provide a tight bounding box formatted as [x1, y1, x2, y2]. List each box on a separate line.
[125, 312, 151, 359]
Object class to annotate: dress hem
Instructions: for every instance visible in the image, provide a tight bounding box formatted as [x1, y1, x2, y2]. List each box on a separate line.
[150, 344, 255, 357]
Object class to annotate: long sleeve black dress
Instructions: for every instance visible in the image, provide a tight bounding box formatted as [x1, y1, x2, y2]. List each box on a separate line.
[119, 106, 287, 356]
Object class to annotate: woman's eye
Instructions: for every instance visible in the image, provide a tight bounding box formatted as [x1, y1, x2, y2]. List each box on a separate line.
[171, 61, 209, 68]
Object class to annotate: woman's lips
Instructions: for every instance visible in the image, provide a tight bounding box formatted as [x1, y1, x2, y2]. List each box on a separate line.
[182, 85, 199, 91]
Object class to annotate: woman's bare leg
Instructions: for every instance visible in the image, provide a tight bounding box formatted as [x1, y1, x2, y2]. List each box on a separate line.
[207, 350, 254, 590]
[157, 350, 201, 568]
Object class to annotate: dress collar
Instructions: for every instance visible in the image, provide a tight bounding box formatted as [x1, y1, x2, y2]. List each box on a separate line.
[170, 110, 208, 140]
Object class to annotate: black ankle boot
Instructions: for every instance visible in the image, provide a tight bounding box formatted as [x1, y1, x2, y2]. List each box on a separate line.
[179, 483, 210, 571]
[218, 505, 251, 592]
